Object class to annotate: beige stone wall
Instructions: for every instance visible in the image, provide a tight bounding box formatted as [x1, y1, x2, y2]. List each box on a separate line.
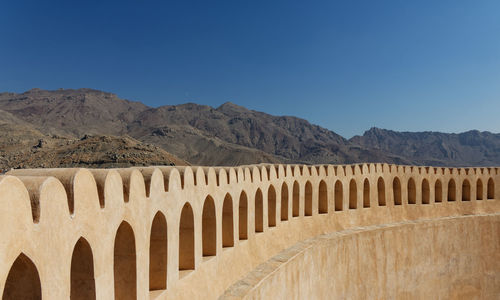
[224, 214, 500, 299]
[0, 164, 498, 299]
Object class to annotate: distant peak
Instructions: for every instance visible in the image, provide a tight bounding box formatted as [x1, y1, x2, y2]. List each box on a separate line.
[365, 127, 389, 135]
[217, 101, 247, 112]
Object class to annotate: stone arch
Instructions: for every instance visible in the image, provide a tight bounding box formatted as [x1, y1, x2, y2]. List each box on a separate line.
[305, 181, 313, 216]
[281, 183, 289, 221]
[334, 180, 343, 211]
[462, 180, 471, 201]
[2, 253, 41, 300]
[476, 179, 483, 200]
[71, 237, 96, 299]
[222, 194, 234, 247]
[268, 185, 276, 227]
[255, 189, 264, 232]
[422, 179, 430, 204]
[363, 179, 370, 208]
[202, 196, 217, 256]
[487, 178, 495, 199]
[318, 180, 328, 213]
[349, 179, 357, 209]
[435, 180, 443, 203]
[292, 181, 300, 217]
[393, 177, 402, 205]
[407, 178, 416, 204]
[114, 221, 136, 300]
[377, 177, 386, 206]
[448, 179, 456, 201]
[179, 203, 195, 270]
[239, 191, 248, 240]
[149, 212, 168, 291]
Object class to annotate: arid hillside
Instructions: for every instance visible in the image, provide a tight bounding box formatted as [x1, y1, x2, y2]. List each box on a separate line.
[0, 88, 499, 168]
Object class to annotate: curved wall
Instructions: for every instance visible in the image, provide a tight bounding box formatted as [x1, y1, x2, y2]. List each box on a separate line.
[0, 164, 498, 299]
[224, 214, 500, 299]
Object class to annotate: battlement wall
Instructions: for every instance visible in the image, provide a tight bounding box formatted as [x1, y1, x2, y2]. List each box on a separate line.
[0, 163, 499, 299]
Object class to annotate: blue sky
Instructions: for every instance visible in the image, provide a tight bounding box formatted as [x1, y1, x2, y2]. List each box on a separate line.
[1, 0, 499, 138]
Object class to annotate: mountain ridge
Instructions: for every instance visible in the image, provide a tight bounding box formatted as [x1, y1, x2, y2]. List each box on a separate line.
[0, 88, 498, 168]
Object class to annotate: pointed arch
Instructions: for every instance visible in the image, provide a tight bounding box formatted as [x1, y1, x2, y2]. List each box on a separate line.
[292, 181, 299, 217]
[268, 185, 276, 227]
[318, 180, 328, 213]
[393, 177, 402, 205]
[349, 179, 357, 209]
[202, 196, 217, 256]
[255, 189, 264, 232]
[149, 212, 168, 291]
[222, 194, 234, 247]
[239, 191, 248, 240]
[114, 221, 136, 300]
[476, 179, 483, 200]
[334, 180, 343, 211]
[3, 254, 41, 300]
[363, 179, 370, 208]
[179, 203, 195, 270]
[407, 178, 416, 204]
[487, 178, 495, 199]
[435, 180, 442, 203]
[421, 179, 430, 204]
[377, 177, 386, 206]
[462, 180, 471, 201]
[71, 237, 96, 299]
[281, 183, 289, 221]
[448, 179, 456, 201]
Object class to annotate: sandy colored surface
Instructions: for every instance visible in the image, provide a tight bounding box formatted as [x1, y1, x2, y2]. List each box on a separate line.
[0, 163, 498, 299]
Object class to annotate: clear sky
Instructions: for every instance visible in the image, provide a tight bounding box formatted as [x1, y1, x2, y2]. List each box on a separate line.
[1, 1, 499, 138]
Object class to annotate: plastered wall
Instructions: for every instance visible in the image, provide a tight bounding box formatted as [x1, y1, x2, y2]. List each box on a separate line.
[0, 164, 498, 299]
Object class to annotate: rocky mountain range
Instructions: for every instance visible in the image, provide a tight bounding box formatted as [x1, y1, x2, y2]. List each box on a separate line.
[0, 88, 498, 169]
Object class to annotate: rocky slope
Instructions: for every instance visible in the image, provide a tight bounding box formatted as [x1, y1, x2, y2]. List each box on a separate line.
[350, 127, 500, 167]
[0, 88, 498, 167]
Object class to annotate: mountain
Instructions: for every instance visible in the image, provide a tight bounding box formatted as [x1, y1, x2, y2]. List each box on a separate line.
[350, 127, 500, 167]
[0, 88, 498, 168]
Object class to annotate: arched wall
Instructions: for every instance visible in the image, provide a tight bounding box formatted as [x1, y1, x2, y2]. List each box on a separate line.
[0, 164, 498, 300]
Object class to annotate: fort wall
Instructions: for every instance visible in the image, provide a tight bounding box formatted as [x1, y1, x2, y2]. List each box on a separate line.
[0, 164, 499, 299]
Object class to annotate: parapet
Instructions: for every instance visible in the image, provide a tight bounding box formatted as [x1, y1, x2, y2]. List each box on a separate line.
[0, 163, 499, 299]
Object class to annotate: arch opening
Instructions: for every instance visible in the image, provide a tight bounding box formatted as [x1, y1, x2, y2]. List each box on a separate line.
[71, 237, 96, 299]
[363, 179, 370, 208]
[268, 186, 276, 227]
[149, 212, 168, 291]
[462, 180, 471, 201]
[408, 178, 416, 204]
[239, 191, 248, 240]
[305, 181, 313, 216]
[318, 180, 328, 213]
[3, 253, 41, 300]
[334, 180, 343, 211]
[349, 179, 357, 209]
[281, 183, 289, 221]
[476, 179, 483, 200]
[487, 178, 495, 199]
[422, 179, 430, 204]
[222, 194, 234, 247]
[377, 177, 386, 206]
[292, 181, 300, 217]
[393, 177, 402, 205]
[435, 180, 443, 203]
[114, 221, 137, 300]
[255, 189, 264, 232]
[179, 203, 195, 270]
[448, 179, 456, 202]
[202, 196, 217, 256]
